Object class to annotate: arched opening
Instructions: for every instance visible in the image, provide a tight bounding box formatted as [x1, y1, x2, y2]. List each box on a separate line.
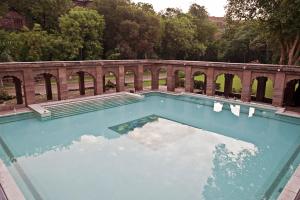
[0, 76, 24, 110]
[174, 70, 185, 92]
[103, 72, 117, 93]
[284, 79, 300, 107]
[143, 69, 152, 90]
[124, 70, 136, 92]
[158, 68, 167, 91]
[34, 73, 58, 103]
[67, 71, 95, 98]
[192, 72, 207, 94]
[251, 77, 273, 103]
[215, 74, 242, 98]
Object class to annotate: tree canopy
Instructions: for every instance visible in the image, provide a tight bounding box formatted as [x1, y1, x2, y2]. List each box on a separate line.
[226, 0, 300, 65]
[0, 0, 299, 65]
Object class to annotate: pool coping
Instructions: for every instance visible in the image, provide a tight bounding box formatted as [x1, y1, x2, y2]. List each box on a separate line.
[278, 165, 300, 200]
[0, 160, 25, 200]
[139, 91, 300, 119]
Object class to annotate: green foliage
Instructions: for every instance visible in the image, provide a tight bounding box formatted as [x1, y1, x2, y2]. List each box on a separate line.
[226, 0, 300, 65]
[59, 7, 105, 60]
[94, 0, 161, 59]
[1, 0, 296, 65]
[0, 30, 12, 61]
[8, 0, 73, 31]
[0, 0, 8, 17]
[161, 14, 200, 59]
[8, 24, 53, 61]
[160, 4, 217, 60]
[0, 88, 13, 102]
[218, 21, 271, 63]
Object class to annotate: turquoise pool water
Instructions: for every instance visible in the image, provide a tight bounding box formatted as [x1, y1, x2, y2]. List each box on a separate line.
[0, 92, 299, 200]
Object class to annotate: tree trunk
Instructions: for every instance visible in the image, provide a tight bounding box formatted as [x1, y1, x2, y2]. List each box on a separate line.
[280, 35, 300, 66]
[288, 33, 300, 65]
[279, 41, 286, 65]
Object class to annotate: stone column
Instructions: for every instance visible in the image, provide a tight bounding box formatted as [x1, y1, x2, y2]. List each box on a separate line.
[174, 71, 180, 88]
[152, 69, 159, 90]
[224, 74, 234, 97]
[136, 65, 143, 91]
[13, 77, 23, 104]
[185, 66, 192, 92]
[103, 76, 106, 92]
[273, 72, 286, 107]
[167, 65, 175, 92]
[95, 67, 103, 95]
[256, 77, 268, 102]
[78, 71, 85, 95]
[44, 74, 53, 100]
[241, 70, 252, 102]
[23, 69, 35, 106]
[204, 77, 207, 94]
[206, 68, 215, 96]
[57, 67, 68, 100]
[117, 65, 125, 92]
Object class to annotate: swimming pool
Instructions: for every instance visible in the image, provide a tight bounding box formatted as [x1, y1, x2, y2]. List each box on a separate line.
[0, 92, 299, 200]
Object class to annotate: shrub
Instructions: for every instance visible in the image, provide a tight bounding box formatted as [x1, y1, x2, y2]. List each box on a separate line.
[0, 88, 13, 101]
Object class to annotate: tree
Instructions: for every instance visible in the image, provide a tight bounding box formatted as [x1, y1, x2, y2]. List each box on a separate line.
[59, 7, 105, 60]
[160, 5, 216, 60]
[0, 30, 12, 61]
[188, 4, 217, 60]
[94, 0, 161, 59]
[8, 24, 52, 61]
[0, 0, 8, 17]
[226, 0, 300, 65]
[161, 12, 203, 59]
[218, 21, 271, 63]
[8, 0, 73, 31]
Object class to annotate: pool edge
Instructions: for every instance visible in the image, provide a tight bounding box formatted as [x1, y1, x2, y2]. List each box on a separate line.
[0, 159, 25, 200]
[278, 165, 300, 200]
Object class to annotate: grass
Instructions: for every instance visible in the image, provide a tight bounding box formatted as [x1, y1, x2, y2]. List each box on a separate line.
[141, 79, 167, 87]
[194, 74, 273, 98]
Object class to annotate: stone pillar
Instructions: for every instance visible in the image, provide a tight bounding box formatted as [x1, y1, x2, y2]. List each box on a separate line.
[44, 74, 53, 100]
[174, 71, 180, 88]
[204, 77, 207, 94]
[152, 69, 159, 90]
[57, 67, 68, 100]
[206, 68, 215, 96]
[136, 65, 143, 91]
[117, 65, 125, 92]
[241, 70, 252, 102]
[256, 77, 268, 102]
[78, 71, 85, 95]
[185, 66, 192, 92]
[167, 65, 175, 92]
[102, 76, 106, 92]
[23, 69, 35, 106]
[273, 72, 286, 107]
[95, 67, 103, 95]
[13, 77, 23, 104]
[224, 74, 234, 97]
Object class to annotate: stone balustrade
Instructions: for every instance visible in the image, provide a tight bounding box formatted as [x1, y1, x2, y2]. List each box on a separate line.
[0, 60, 300, 108]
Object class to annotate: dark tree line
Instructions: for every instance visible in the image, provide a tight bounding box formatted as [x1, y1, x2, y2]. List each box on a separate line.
[0, 0, 299, 65]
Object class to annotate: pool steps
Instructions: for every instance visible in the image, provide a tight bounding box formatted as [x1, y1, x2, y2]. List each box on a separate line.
[29, 92, 144, 120]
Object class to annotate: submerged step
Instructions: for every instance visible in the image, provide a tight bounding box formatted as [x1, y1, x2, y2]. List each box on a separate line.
[29, 92, 144, 120]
